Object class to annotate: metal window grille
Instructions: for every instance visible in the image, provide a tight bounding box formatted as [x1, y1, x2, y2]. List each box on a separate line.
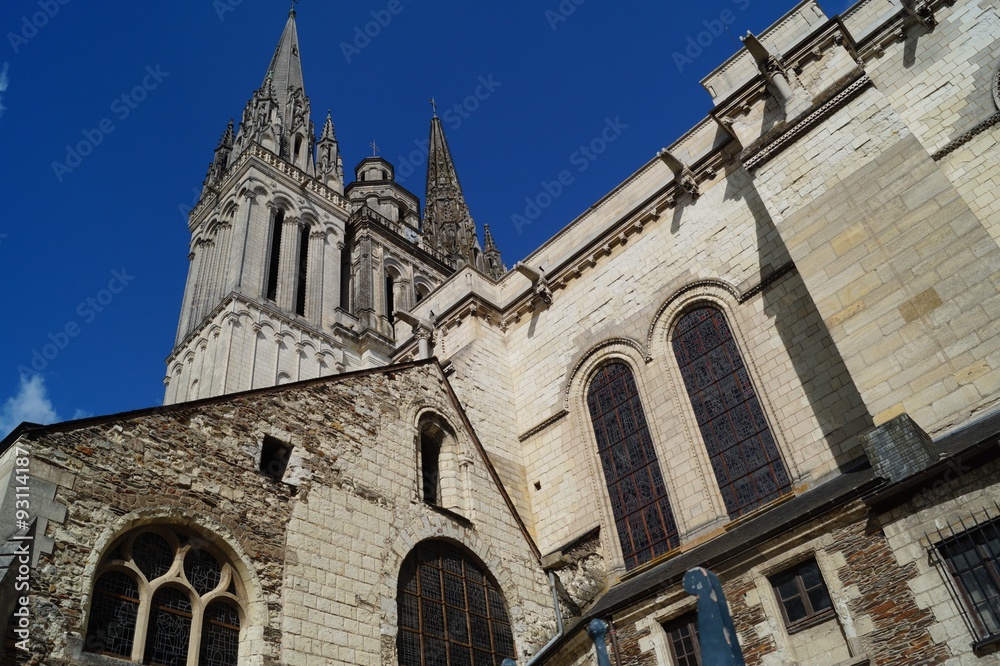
[663, 612, 702, 666]
[928, 504, 1000, 647]
[586, 362, 680, 570]
[397, 540, 516, 666]
[768, 559, 834, 630]
[672, 307, 791, 518]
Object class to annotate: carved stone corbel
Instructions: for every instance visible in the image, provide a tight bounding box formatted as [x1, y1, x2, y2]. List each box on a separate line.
[658, 150, 700, 197]
[743, 31, 795, 102]
[901, 0, 936, 29]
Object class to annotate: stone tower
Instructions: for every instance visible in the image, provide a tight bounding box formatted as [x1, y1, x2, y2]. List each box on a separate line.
[164, 10, 504, 405]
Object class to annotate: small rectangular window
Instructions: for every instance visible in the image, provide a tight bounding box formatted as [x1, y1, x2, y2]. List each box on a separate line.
[769, 559, 834, 631]
[663, 612, 701, 666]
[260, 436, 292, 483]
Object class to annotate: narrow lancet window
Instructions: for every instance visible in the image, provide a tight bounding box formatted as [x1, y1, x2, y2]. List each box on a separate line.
[265, 209, 284, 302]
[421, 430, 441, 505]
[586, 362, 680, 569]
[672, 306, 791, 518]
[295, 225, 309, 316]
[386, 272, 396, 324]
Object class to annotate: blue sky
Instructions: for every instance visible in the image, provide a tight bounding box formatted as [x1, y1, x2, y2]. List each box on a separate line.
[0, 0, 855, 435]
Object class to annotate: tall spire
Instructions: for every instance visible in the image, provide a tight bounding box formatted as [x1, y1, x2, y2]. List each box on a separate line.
[265, 10, 306, 115]
[423, 116, 493, 273]
[231, 10, 315, 174]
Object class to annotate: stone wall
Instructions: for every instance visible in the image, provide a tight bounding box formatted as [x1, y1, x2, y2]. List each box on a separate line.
[11, 362, 555, 665]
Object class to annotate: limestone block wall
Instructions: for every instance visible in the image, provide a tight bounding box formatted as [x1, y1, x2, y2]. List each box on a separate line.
[752, 81, 1000, 433]
[14, 362, 555, 665]
[863, 0, 1000, 246]
[165, 296, 379, 405]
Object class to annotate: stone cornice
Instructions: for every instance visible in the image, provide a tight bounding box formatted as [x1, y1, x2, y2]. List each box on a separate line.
[189, 143, 350, 224]
[742, 72, 871, 171]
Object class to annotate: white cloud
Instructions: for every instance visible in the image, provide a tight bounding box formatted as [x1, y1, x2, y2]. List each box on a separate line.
[0, 62, 8, 117]
[0, 374, 61, 438]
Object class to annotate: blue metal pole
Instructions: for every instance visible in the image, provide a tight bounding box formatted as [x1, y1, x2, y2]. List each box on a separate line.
[587, 618, 613, 666]
[683, 567, 746, 666]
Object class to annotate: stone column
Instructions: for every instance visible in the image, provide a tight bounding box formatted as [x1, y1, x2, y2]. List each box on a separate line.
[306, 229, 326, 323]
[230, 190, 256, 290]
[277, 216, 301, 312]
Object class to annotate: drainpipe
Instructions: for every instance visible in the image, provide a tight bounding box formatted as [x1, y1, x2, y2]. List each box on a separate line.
[525, 571, 564, 665]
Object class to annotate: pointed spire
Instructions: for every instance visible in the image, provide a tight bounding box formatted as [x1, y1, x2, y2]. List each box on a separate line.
[320, 111, 335, 140]
[482, 224, 506, 280]
[317, 110, 344, 193]
[203, 119, 236, 195]
[424, 115, 491, 272]
[232, 10, 316, 173]
[265, 10, 306, 111]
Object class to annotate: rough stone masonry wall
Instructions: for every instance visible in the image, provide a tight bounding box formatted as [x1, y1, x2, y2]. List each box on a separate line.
[612, 503, 952, 666]
[14, 362, 555, 665]
[879, 456, 1000, 664]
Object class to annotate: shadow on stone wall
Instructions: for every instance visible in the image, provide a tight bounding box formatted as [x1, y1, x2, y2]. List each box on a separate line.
[725, 168, 873, 472]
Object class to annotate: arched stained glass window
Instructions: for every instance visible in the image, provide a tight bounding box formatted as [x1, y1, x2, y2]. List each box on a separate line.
[201, 602, 241, 666]
[144, 587, 193, 666]
[84, 526, 245, 664]
[672, 306, 791, 518]
[87, 571, 139, 659]
[586, 362, 680, 570]
[397, 540, 516, 666]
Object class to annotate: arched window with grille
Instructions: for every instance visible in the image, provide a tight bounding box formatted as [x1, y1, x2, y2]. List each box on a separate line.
[84, 526, 245, 665]
[397, 540, 516, 666]
[671, 306, 791, 518]
[586, 362, 680, 570]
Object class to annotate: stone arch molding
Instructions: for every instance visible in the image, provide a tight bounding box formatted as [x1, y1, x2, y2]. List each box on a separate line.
[81, 507, 268, 630]
[562, 337, 649, 412]
[993, 62, 1000, 110]
[646, 279, 741, 362]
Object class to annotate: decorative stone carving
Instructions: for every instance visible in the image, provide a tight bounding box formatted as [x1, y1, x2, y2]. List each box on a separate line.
[901, 0, 936, 29]
[994, 63, 1000, 110]
[658, 149, 700, 197]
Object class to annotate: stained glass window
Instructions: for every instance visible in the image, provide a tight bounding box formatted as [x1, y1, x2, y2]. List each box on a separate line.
[587, 362, 680, 570]
[87, 571, 139, 658]
[398, 540, 516, 666]
[145, 587, 193, 666]
[672, 307, 790, 518]
[201, 602, 242, 666]
[85, 527, 244, 664]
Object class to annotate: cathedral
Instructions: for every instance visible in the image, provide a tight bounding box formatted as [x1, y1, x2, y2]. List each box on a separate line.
[2, 0, 1000, 664]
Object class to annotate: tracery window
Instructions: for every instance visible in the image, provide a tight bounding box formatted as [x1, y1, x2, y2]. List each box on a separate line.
[397, 540, 516, 666]
[85, 526, 244, 665]
[672, 307, 790, 518]
[586, 362, 680, 570]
